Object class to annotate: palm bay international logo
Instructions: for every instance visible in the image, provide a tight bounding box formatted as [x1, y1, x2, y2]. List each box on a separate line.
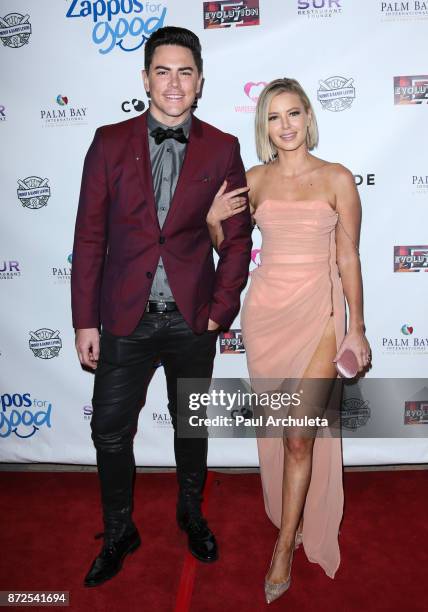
[0, 104, 5, 121]
[394, 75, 428, 105]
[17, 177, 51, 210]
[412, 174, 428, 194]
[203, 0, 260, 28]
[1, 393, 52, 439]
[220, 329, 245, 354]
[152, 411, 173, 428]
[121, 98, 145, 113]
[52, 254, 72, 284]
[404, 387, 428, 424]
[394, 245, 428, 272]
[0, 13, 31, 48]
[317, 76, 355, 112]
[29, 329, 63, 359]
[380, 1, 428, 21]
[40, 95, 88, 126]
[0, 260, 20, 280]
[235, 81, 267, 113]
[297, 0, 343, 19]
[382, 324, 428, 354]
[66, 1, 167, 55]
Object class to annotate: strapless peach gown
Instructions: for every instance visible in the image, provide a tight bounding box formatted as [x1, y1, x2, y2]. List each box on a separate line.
[240, 199, 345, 579]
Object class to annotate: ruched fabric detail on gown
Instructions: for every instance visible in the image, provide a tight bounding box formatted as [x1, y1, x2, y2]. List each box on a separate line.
[240, 199, 345, 579]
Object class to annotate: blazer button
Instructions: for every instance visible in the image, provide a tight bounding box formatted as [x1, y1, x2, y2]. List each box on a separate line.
[146, 271, 153, 279]
[159, 236, 165, 244]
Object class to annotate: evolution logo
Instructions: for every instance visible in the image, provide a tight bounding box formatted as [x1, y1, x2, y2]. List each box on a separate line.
[121, 98, 145, 113]
[29, 329, 63, 359]
[0, 105, 5, 121]
[17, 177, 51, 210]
[404, 387, 428, 424]
[0, 13, 31, 48]
[66, 1, 167, 55]
[220, 329, 245, 354]
[235, 81, 267, 113]
[0, 260, 20, 280]
[380, 2, 428, 21]
[52, 254, 72, 284]
[382, 324, 428, 354]
[203, 0, 260, 29]
[0, 393, 52, 439]
[394, 245, 428, 272]
[41, 95, 88, 126]
[394, 75, 428, 104]
[297, 0, 343, 18]
[318, 76, 355, 112]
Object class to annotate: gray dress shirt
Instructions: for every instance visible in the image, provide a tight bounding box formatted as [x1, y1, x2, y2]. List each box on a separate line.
[147, 111, 191, 301]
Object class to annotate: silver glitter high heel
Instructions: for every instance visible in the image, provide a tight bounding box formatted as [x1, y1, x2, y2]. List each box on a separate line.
[294, 530, 303, 550]
[264, 539, 294, 604]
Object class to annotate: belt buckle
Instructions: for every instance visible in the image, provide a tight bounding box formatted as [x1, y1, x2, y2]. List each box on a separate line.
[158, 301, 167, 313]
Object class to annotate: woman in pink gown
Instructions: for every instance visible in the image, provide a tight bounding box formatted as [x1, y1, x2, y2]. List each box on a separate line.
[207, 78, 371, 603]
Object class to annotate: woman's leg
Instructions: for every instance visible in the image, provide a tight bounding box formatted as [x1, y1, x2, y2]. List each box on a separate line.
[266, 316, 338, 583]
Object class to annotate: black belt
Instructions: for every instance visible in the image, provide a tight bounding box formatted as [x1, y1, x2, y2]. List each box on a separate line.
[145, 301, 178, 313]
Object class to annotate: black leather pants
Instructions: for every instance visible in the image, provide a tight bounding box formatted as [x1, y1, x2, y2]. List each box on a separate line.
[90, 310, 218, 526]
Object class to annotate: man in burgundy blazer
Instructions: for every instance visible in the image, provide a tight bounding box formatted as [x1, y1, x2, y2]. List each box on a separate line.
[71, 26, 252, 587]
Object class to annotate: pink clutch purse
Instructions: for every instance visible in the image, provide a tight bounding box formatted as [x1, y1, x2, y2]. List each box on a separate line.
[335, 349, 359, 379]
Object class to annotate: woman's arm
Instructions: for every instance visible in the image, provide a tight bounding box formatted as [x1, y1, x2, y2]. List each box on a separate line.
[333, 164, 371, 370]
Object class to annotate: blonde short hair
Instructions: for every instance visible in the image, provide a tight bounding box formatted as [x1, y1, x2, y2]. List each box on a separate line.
[255, 78, 319, 163]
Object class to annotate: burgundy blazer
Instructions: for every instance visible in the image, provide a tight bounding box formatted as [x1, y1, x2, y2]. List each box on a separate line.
[71, 111, 252, 335]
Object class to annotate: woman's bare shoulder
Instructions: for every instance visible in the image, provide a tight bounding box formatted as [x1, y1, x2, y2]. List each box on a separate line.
[246, 164, 266, 187]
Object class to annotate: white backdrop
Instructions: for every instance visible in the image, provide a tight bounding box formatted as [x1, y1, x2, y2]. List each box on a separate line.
[1, 0, 427, 466]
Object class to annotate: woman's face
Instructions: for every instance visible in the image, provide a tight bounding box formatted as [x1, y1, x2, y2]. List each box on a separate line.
[267, 91, 310, 153]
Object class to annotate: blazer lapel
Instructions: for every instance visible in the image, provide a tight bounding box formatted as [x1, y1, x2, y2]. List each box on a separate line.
[162, 114, 204, 230]
[130, 111, 159, 229]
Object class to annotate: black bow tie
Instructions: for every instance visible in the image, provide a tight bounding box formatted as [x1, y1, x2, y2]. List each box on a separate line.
[150, 126, 188, 145]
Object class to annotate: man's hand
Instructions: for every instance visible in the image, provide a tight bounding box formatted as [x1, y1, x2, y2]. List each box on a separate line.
[207, 318, 220, 331]
[75, 328, 100, 370]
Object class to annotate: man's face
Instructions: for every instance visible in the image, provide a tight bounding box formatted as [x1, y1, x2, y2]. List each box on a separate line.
[143, 44, 202, 126]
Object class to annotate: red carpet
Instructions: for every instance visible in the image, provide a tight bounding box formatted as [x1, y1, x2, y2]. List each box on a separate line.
[1, 470, 427, 611]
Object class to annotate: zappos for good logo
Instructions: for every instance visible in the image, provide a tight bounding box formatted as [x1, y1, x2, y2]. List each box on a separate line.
[66, 1, 167, 55]
[0, 13, 31, 48]
[17, 176, 51, 209]
[0, 393, 52, 439]
[29, 329, 63, 359]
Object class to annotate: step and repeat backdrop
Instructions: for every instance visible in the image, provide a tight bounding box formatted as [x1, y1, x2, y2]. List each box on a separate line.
[1, 0, 427, 466]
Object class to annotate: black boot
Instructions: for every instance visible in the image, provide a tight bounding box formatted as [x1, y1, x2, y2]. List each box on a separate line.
[84, 507, 141, 587]
[176, 470, 218, 563]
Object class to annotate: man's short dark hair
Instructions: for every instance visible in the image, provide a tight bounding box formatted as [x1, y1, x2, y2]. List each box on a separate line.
[144, 26, 203, 74]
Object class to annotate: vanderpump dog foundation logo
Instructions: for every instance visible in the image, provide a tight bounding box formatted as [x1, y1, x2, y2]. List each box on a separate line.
[220, 330, 245, 354]
[1, 393, 52, 439]
[0, 260, 20, 280]
[41, 95, 88, 126]
[394, 245, 428, 272]
[203, 1, 260, 28]
[341, 397, 370, 430]
[0, 13, 31, 48]
[394, 75, 428, 104]
[297, 0, 343, 18]
[382, 324, 428, 354]
[317, 76, 355, 112]
[404, 387, 428, 424]
[29, 329, 63, 359]
[17, 177, 51, 210]
[380, 1, 428, 21]
[66, 0, 167, 55]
